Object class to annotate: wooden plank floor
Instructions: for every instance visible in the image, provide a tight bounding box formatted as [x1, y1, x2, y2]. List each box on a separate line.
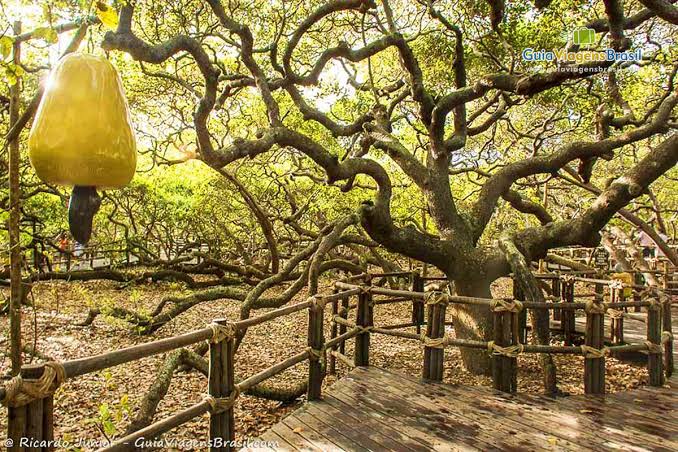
[248, 366, 677, 451]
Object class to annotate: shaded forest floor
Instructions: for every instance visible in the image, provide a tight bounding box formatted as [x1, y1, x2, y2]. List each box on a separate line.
[0, 276, 650, 450]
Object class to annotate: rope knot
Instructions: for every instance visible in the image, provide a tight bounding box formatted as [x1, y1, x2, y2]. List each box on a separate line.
[425, 291, 447, 306]
[661, 331, 673, 344]
[644, 340, 662, 354]
[606, 308, 624, 319]
[308, 347, 325, 361]
[308, 296, 326, 310]
[585, 300, 606, 315]
[205, 385, 241, 414]
[420, 334, 448, 349]
[487, 341, 524, 357]
[1, 361, 66, 408]
[580, 345, 608, 358]
[209, 322, 236, 343]
[491, 298, 523, 313]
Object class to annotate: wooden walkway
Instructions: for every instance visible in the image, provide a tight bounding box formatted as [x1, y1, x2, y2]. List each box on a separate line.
[250, 366, 677, 451]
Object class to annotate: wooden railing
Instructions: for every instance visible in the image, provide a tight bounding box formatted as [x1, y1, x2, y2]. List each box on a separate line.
[1, 288, 361, 451]
[329, 270, 674, 394]
[1, 268, 674, 450]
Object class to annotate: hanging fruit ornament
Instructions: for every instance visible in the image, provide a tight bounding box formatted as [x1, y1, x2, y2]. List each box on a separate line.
[28, 53, 136, 245]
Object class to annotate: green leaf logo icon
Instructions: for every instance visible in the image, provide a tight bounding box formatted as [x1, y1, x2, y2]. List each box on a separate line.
[573, 27, 596, 46]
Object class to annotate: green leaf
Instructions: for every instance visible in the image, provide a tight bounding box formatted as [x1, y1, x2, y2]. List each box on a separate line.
[32, 26, 58, 44]
[0, 36, 13, 60]
[96, 2, 119, 30]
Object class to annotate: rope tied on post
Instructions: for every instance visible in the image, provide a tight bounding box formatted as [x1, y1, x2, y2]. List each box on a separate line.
[420, 334, 448, 349]
[308, 295, 326, 310]
[486, 340, 524, 358]
[491, 298, 523, 313]
[646, 297, 660, 310]
[356, 325, 373, 334]
[580, 345, 609, 358]
[425, 291, 448, 306]
[644, 340, 663, 354]
[204, 385, 241, 414]
[661, 331, 674, 344]
[1, 361, 66, 408]
[561, 274, 575, 284]
[606, 308, 624, 319]
[208, 322, 236, 343]
[308, 346, 326, 362]
[585, 300, 606, 315]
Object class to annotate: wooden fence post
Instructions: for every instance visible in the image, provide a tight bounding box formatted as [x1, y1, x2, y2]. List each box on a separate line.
[512, 278, 527, 343]
[7, 363, 57, 451]
[339, 295, 349, 359]
[307, 297, 325, 400]
[422, 293, 447, 381]
[491, 307, 517, 393]
[662, 271, 674, 378]
[562, 279, 575, 346]
[328, 290, 339, 375]
[552, 276, 561, 321]
[208, 323, 235, 452]
[647, 299, 664, 387]
[609, 287, 624, 344]
[411, 271, 425, 334]
[354, 278, 373, 367]
[584, 299, 605, 394]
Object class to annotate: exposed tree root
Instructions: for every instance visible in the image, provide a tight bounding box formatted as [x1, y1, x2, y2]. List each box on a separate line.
[126, 347, 306, 434]
[499, 236, 558, 395]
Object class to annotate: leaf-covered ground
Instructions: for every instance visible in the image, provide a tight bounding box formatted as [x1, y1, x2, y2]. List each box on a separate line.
[0, 277, 650, 450]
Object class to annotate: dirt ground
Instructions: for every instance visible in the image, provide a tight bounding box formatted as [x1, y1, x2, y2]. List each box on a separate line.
[0, 276, 650, 450]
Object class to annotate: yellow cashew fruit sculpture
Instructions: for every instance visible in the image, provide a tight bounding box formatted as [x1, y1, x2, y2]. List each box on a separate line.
[28, 53, 137, 244]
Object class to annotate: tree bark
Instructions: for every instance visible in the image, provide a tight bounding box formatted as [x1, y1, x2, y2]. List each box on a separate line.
[452, 278, 493, 375]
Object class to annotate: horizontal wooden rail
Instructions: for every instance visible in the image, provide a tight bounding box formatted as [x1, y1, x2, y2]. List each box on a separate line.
[100, 400, 211, 451]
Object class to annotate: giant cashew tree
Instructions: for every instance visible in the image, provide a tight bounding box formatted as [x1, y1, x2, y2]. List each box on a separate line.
[98, 0, 677, 374]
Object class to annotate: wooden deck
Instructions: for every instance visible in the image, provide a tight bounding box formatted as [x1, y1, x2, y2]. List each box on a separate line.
[248, 366, 677, 451]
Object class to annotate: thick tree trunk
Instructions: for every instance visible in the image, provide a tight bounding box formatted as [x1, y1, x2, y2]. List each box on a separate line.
[452, 278, 493, 376]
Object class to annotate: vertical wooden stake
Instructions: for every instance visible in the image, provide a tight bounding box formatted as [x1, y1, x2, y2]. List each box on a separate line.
[491, 310, 517, 393]
[339, 296, 349, 357]
[662, 268, 674, 378]
[584, 303, 605, 394]
[328, 295, 338, 375]
[512, 279, 527, 343]
[209, 327, 235, 452]
[562, 281, 575, 346]
[647, 302, 664, 387]
[423, 296, 447, 381]
[355, 280, 373, 367]
[411, 272, 424, 334]
[552, 276, 561, 321]
[307, 299, 325, 400]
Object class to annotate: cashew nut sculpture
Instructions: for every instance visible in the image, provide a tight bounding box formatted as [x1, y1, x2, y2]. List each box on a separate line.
[28, 53, 137, 245]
